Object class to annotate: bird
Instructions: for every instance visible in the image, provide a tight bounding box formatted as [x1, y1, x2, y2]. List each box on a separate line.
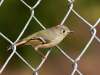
[8, 25, 72, 57]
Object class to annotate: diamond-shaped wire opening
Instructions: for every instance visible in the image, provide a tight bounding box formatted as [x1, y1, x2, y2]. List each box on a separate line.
[0, 0, 100, 75]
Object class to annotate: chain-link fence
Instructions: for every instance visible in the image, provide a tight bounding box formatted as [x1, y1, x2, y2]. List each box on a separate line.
[0, 0, 100, 75]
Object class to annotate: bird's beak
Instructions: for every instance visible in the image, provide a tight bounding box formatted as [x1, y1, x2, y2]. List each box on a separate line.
[70, 31, 74, 33]
[68, 30, 74, 33]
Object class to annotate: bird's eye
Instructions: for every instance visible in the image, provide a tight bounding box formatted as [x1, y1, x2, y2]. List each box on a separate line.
[61, 29, 65, 33]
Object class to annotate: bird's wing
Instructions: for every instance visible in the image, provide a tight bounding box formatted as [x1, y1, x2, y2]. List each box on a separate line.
[24, 37, 48, 47]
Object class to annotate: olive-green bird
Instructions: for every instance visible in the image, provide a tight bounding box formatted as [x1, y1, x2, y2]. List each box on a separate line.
[8, 25, 72, 57]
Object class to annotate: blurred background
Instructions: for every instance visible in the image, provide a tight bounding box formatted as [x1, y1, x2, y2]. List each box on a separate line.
[0, 0, 100, 75]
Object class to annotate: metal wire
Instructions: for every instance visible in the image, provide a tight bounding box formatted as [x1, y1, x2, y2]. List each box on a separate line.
[0, 0, 100, 75]
[0, 0, 4, 6]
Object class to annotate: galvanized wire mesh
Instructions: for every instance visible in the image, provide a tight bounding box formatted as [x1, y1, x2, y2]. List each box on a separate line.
[0, 0, 100, 75]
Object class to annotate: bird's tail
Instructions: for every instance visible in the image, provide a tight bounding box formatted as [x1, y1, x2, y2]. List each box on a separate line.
[7, 40, 26, 51]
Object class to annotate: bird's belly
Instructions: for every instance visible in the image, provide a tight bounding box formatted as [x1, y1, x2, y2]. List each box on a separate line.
[40, 36, 64, 49]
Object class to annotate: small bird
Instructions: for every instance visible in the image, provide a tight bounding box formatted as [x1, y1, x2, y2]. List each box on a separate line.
[8, 25, 72, 57]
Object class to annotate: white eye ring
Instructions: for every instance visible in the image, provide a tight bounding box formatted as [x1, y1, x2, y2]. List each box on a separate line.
[62, 29, 65, 33]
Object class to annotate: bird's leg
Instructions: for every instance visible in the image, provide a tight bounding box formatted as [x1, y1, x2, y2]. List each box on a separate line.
[32, 37, 47, 58]
[28, 37, 48, 58]
[34, 45, 46, 59]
